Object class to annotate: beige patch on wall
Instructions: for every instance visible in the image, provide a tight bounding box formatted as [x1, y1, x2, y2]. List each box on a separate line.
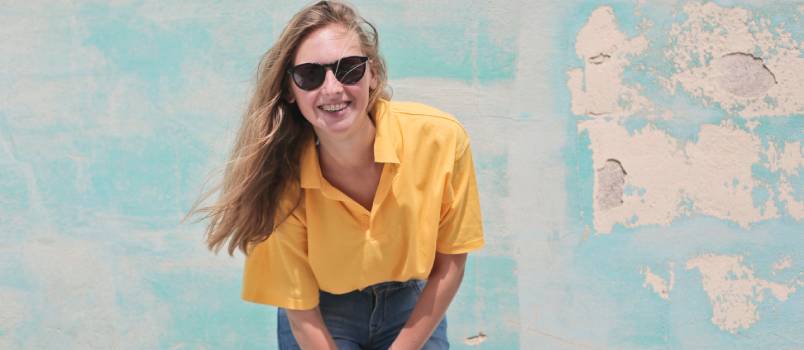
[766, 142, 804, 220]
[686, 254, 797, 333]
[581, 119, 778, 233]
[772, 256, 793, 275]
[566, 6, 652, 118]
[569, 5, 802, 233]
[778, 178, 804, 220]
[664, 2, 804, 117]
[641, 263, 675, 300]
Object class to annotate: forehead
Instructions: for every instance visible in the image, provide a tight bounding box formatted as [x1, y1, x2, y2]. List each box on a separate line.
[294, 24, 364, 65]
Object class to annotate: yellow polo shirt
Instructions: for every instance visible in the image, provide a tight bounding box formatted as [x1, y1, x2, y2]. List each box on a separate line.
[242, 99, 484, 310]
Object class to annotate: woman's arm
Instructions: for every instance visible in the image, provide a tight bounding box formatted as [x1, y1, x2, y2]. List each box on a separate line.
[285, 306, 338, 350]
[389, 252, 468, 350]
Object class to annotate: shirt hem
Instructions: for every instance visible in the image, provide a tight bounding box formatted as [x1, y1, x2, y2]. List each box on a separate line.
[436, 238, 485, 254]
[241, 293, 318, 310]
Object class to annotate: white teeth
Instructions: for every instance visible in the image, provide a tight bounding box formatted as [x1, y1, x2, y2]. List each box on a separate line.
[320, 103, 348, 112]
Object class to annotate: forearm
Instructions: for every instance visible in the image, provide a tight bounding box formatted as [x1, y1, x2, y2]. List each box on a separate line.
[390, 252, 467, 350]
[285, 306, 338, 350]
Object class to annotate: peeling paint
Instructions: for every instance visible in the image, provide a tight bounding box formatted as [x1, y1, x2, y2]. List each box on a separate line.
[766, 142, 803, 176]
[596, 159, 626, 211]
[568, 4, 801, 233]
[766, 141, 804, 219]
[568, 6, 652, 118]
[665, 2, 804, 117]
[463, 332, 488, 346]
[641, 263, 674, 300]
[772, 257, 792, 273]
[778, 177, 804, 220]
[582, 119, 778, 233]
[713, 53, 776, 98]
[686, 254, 797, 334]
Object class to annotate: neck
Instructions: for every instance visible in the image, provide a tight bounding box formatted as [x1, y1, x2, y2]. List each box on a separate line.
[316, 117, 376, 171]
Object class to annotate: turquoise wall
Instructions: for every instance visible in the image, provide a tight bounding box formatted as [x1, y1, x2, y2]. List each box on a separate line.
[1, 1, 801, 349]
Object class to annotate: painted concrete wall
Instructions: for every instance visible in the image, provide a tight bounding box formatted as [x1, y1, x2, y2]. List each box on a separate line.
[1, 1, 802, 349]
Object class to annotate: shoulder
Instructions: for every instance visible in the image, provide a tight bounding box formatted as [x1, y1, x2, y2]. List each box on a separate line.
[275, 182, 306, 226]
[387, 101, 470, 150]
[387, 101, 462, 127]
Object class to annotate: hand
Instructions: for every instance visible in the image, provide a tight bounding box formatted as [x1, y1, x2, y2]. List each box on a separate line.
[389, 252, 467, 350]
[286, 306, 338, 350]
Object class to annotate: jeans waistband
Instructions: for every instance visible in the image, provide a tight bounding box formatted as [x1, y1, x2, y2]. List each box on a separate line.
[357, 279, 422, 293]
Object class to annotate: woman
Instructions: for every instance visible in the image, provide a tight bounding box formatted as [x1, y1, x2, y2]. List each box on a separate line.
[194, 1, 484, 349]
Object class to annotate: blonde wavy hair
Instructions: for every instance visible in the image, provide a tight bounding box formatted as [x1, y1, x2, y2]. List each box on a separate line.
[190, 1, 390, 255]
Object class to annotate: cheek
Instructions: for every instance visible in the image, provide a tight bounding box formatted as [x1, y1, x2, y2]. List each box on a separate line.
[291, 88, 312, 107]
[346, 84, 370, 103]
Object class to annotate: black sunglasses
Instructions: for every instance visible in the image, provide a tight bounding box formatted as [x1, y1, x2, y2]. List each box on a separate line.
[288, 56, 369, 91]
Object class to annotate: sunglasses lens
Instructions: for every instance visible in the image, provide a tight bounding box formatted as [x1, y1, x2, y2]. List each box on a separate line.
[292, 63, 325, 90]
[290, 56, 368, 91]
[335, 57, 367, 85]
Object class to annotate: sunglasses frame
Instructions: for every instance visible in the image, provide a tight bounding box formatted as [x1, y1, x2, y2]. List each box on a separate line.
[287, 56, 369, 91]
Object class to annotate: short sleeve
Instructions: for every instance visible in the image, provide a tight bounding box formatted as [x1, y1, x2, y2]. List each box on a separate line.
[437, 139, 485, 254]
[241, 195, 320, 310]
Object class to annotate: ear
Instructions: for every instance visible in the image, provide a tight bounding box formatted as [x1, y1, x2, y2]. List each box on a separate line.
[283, 77, 297, 103]
[370, 71, 378, 90]
[284, 88, 296, 104]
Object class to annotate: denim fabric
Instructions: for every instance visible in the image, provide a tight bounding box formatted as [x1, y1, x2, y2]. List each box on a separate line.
[278, 280, 448, 350]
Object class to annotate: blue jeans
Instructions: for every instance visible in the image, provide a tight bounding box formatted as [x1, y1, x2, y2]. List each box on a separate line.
[277, 280, 448, 350]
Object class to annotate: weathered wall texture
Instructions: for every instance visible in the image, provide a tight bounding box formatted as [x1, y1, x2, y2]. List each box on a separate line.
[1, 1, 801, 349]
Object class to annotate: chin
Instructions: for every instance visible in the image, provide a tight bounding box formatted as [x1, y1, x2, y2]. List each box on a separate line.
[316, 113, 357, 135]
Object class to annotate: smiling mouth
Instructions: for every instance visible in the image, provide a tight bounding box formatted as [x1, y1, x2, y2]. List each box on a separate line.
[319, 102, 349, 112]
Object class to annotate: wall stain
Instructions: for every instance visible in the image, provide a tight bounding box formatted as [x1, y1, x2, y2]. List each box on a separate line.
[596, 159, 626, 211]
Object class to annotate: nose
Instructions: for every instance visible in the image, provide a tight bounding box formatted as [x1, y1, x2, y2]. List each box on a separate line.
[319, 68, 345, 95]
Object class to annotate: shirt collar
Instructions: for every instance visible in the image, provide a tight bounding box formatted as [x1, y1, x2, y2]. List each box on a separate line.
[300, 99, 400, 189]
[372, 99, 401, 164]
